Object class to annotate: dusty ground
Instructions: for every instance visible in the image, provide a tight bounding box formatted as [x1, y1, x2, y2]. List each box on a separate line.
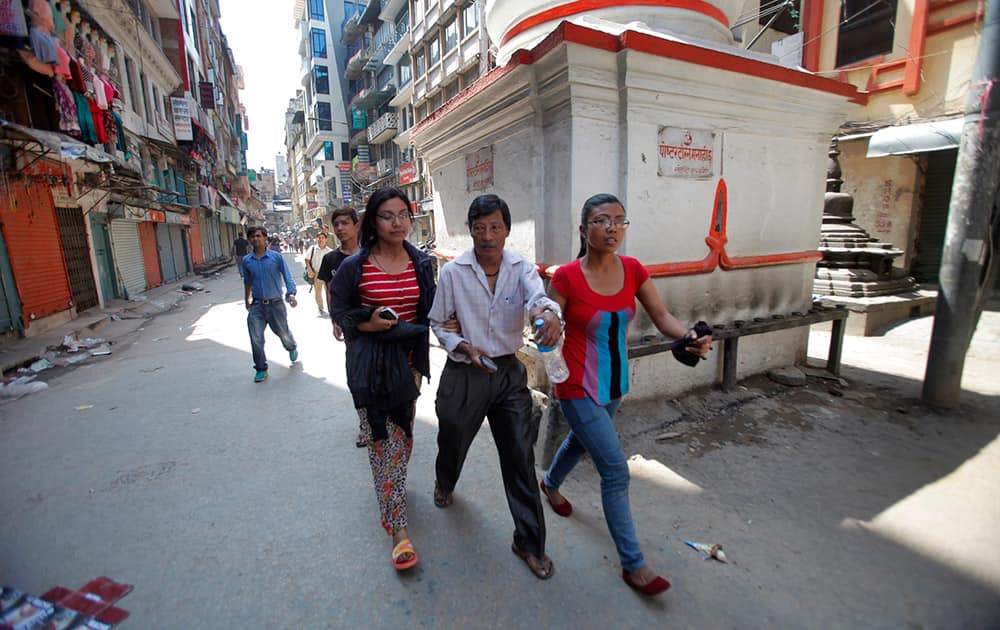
[2, 263, 998, 628]
[557, 312, 1000, 628]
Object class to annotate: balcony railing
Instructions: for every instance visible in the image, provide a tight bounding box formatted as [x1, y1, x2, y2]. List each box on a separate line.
[341, 10, 364, 44]
[366, 112, 398, 144]
[345, 44, 373, 79]
[376, 157, 396, 177]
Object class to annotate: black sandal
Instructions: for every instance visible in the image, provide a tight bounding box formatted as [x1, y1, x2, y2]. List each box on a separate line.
[433, 481, 453, 508]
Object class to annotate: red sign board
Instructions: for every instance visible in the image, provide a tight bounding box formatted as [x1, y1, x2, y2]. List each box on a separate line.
[398, 161, 416, 185]
[198, 82, 215, 110]
[338, 162, 352, 172]
[146, 210, 166, 222]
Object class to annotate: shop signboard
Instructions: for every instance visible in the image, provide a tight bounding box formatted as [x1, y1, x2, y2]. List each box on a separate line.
[340, 175, 352, 204]
[398, 162, 417, 185]
[199, 82, 216, 110]
[171, 97, 193, 141]
[657, 127, 715, 179]
[165, 212, 192, 225]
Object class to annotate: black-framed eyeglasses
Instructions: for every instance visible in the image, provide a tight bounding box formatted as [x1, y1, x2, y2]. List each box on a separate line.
[588, 217, 630, 229]
[376, 212, 412, 223]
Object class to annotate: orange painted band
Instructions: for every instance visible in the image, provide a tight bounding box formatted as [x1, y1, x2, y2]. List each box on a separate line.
[499, 0, 731, 49]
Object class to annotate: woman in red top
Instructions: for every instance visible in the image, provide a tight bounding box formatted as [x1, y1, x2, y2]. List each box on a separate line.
[539, 193, 711, 596]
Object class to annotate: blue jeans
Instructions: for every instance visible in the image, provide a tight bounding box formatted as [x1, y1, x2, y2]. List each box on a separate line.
[544, 397, 644, 571]
[247, 301, 296, 372]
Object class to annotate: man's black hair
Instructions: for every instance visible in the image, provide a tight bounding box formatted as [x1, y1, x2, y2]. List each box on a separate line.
[467, 194, 511, 231]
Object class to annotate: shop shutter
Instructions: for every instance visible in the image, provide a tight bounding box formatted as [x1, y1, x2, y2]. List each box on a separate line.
[170, 225, 191, 275]
[156, 223, 178, 282]
[110, 219, 147, 298]
[200, 211, 213, 261]
[55, 207, 98, 311]
[912, 149, 957, 283]
[0, 229, 22, 333]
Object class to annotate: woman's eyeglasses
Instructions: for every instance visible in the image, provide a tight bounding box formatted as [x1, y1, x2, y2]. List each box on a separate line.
[588, 217, 630, 229]
[376, 212, 413, 223]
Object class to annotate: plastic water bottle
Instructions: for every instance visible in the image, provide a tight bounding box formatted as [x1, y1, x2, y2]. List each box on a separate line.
[534, 318, 569, 383]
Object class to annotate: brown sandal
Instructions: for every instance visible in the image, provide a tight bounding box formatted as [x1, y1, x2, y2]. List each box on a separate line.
[511, 544, 554, 580]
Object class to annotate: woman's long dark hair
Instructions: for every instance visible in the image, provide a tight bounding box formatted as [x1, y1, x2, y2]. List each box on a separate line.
[577, 193, 623, 258]
[360, 187, 413, 247]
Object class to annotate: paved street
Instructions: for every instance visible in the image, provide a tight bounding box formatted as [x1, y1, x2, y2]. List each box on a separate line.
[2, 253, 999, 628]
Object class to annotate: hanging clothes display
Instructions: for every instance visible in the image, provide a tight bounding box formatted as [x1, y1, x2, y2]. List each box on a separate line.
[51, 77, 79, 136]
[73, 91, 95, 143]
[87, 97, 106, 144]
[28, 27, 58, 63]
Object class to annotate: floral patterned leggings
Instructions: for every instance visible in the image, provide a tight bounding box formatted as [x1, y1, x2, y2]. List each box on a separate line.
[357, 371, 420, 536]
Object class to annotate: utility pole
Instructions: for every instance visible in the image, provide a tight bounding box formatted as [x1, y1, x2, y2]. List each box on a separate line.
[922, 2, 1000, 408]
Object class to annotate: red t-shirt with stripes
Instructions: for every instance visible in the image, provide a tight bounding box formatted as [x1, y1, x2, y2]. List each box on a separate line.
[358, 259, 420, 322]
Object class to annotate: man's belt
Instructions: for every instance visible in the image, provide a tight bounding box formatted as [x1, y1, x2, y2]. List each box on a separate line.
[253, 297, 282, 304]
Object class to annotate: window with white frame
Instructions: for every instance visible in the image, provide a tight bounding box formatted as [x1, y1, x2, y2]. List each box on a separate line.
[463, 2, 478, 37]
[429, 35, 440, 66]
[414, 49, 426, 76]
[443, 18, 457, 53]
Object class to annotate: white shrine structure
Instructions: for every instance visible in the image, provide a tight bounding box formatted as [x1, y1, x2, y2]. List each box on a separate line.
[410, 0, 864, 399]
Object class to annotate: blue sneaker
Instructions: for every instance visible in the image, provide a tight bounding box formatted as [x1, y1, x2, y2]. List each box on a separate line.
[289, 349, 298, 363]
[254, 370, 267, 383]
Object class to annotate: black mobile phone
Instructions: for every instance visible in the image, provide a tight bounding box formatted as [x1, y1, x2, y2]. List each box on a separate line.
[480, 356, 498, 372]
[379, 307, 398, 320]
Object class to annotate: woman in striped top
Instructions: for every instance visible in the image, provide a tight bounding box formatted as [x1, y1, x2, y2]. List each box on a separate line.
[539, 193, 711, 596]
[329, 187, 436, 572]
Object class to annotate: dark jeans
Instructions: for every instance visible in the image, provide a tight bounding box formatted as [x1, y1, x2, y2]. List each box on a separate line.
[435, 356, 546, 556]
[247, 301, 296, 372]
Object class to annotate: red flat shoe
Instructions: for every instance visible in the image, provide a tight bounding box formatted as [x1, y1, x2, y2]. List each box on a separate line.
[622, 569, 671, 596]
[540, 479, 572, 517]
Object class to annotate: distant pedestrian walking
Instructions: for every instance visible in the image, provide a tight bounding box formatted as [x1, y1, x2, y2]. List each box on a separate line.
[330, 188, 435, 572]
[305, 233, 333, 316]
[232, 232, 250, 279]
[242, 226, 299, 383]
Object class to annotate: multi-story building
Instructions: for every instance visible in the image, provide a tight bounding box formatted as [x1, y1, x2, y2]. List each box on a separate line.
[255, 168, 276, 204]
[327, 0, 488, 237]
[0, 0, 251, 336]
[285, 92, 308, 226]
[291, 0, 352, 226]
[408, 0, 489, 196]
[275, 153, 290, 198]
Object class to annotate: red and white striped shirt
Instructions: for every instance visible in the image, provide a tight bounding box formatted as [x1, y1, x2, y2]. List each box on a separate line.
[358, 259, 420, 322]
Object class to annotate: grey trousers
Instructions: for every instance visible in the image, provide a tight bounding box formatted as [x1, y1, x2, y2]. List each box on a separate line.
[434, 356, 546, 556]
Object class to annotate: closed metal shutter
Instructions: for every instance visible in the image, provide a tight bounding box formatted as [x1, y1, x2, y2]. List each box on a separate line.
[169, 225, 190, 276]
[55, 207, 98, 311]
[110, 219, 147, 298]
[206, 214, 222, 259]
[200, 212, 215, 260]
[912, 149, 958, 283]
[156, 223, 178, 282]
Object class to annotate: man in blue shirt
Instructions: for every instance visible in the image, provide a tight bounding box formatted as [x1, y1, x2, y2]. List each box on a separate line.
[242, 226, 299, 382]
